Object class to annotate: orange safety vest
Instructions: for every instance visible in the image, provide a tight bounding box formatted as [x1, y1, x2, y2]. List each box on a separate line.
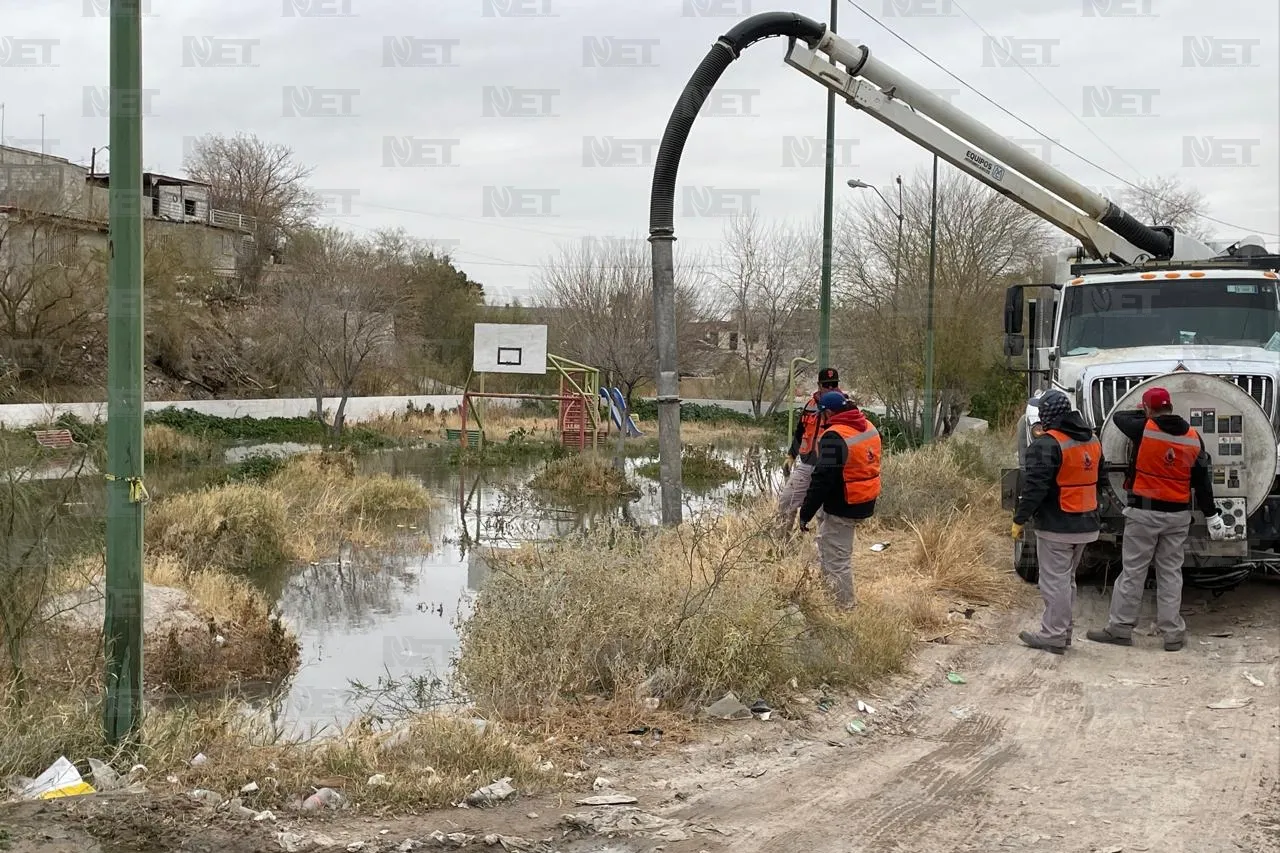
[797, 391, 835, 457]
[1046, 429, 1101, 513]
[827, 422, 882, 504]
[1131, 420, 1200, 504]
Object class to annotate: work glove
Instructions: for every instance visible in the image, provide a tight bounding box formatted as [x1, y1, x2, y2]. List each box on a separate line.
[1206, 513, 1228, 541]
[1011, 522, 1024, 540]
[782, 455, 795, 477]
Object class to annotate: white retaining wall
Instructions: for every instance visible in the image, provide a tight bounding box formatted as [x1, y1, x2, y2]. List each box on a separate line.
[0, 394, 516, 430]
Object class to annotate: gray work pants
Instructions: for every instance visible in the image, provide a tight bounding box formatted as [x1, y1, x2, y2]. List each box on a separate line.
[775, 459, 814, 530]
[815, 510, 856, 609]
[1031, 534, 1087, 646]
[1106, 507, 1191, 642]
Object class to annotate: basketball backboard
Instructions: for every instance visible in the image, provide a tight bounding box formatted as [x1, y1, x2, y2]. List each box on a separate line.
[472, 323, 548, 375]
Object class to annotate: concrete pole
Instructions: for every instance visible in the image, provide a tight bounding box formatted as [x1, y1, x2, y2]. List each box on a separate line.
[650, 233, 682, 525]
[103, 0, 146, 746]
[817, 0, 837, 367]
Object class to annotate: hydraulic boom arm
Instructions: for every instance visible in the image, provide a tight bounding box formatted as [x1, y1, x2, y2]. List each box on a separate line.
[785, 28, 1217, 264]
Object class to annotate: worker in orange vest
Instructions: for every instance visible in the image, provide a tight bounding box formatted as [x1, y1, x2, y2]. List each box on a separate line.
[796, 391, 880, 610]
[777, 367, 843, 531]
[1011, 389, 1104, 654]
[1088, 386, 1226, 652]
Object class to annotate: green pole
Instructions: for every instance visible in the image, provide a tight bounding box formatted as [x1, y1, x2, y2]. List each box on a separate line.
[922, 154, 938, 445]
[103, 0, 146, 747]
[817, 0, 836, 367]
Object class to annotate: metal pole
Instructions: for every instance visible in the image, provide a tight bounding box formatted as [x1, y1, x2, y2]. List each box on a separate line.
[817, 0, 837, 367]
[103, 0, 146, 747]
[650, 234, 682, 525]
[922, 154, 938, 445]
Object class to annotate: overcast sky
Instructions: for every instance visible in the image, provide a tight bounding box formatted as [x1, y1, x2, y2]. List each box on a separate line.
[4, 0, 1277, 303]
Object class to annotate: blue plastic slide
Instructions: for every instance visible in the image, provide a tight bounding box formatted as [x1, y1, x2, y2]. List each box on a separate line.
[609, 387, 642, 437]
[599, 388, 624, 430]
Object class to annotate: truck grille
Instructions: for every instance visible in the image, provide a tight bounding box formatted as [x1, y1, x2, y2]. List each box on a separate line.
[1090, 374, 1274, 424]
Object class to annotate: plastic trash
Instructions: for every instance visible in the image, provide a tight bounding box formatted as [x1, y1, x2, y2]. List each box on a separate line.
[22, 757, 95, 799]
[1207, 698, 1252, 710]
[947, 672, 966, 685]
[87, 758, 120, 791]
[856, 700, 876, 715]
[951, 707, 972, 719]
[302, 787, 346, 810]
[1243, 672, 1265, 687]
[189, 753, 208, 767]
[845, 719, 866, 735]
[869, 542, 891, 552]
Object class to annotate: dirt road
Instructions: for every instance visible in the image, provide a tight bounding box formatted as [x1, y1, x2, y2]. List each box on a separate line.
[3, 579, 1277, 853]
[609, 578, 1280, 853]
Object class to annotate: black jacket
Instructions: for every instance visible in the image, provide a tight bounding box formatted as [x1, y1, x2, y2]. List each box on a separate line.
[1013, 411, 1104, 534]
[1113, 409, 1218, 516]
[799, 408, 878, 525]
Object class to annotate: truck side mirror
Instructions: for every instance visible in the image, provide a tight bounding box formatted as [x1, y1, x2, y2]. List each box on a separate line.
[1003, 285, 1025, 335]
[1003, 333, 1025, 358]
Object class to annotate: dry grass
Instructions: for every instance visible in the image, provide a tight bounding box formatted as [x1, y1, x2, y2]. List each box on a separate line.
[527, 454, 636, 498]
[143, 424, 218, 465]
[31, 553, 300, 694]
[876, 431, 1012, 526]
[457, 437, 1019, 720]
[0, 695, 555, 813]
[147, 451, 435, 571]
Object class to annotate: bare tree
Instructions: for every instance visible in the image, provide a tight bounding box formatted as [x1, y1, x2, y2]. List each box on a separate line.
[1120, 174, 1213, 243]
[183, 133, 318, 291]
[835, 168, 1053, 439]
[535, 237, 705, 409]
[0, 180, 106, 391]
[709, 212, 820, 416]
[264, 228, 403, 436]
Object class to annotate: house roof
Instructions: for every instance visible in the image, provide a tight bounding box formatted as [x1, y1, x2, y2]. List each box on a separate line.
[85, 171, 211, 189]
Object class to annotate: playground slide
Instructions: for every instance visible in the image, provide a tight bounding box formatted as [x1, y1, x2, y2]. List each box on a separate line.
[609, 387, 642, 437]
[599, 388, 624, 430]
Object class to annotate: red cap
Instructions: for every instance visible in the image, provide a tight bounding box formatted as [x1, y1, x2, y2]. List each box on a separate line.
[1142, 387, 1172, 410]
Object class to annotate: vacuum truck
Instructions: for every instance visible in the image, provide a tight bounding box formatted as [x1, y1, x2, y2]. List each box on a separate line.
[647, 12, 1280, 587]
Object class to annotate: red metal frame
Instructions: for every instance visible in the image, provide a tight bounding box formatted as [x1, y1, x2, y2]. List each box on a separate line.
[459, 391, 586, 450]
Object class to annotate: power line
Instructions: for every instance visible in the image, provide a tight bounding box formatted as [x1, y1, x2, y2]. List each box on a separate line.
[841, 0, 1280, 239]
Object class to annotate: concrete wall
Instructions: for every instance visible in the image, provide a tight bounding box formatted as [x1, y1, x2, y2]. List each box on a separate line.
[0, 394, 517, 430]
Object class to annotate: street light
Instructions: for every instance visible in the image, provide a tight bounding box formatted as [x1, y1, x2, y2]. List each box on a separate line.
[847, 176, 904, 291]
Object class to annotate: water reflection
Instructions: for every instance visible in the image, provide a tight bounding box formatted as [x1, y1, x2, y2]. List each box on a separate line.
[247, 445, 780, 728]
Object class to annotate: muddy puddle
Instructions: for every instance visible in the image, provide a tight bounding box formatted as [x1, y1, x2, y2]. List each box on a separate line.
[242, 444, 781, 730]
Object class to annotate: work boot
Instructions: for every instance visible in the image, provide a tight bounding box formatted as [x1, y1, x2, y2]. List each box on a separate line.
[1018, 631, 1066, 655]
[1086, 628, 1133, 646]
[1164, 637, 1184, 652]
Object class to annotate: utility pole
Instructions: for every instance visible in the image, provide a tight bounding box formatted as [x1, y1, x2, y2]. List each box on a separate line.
[103, 0, 146, 747]
[817, 0, 837, 367]
[922, 154, 939, 445]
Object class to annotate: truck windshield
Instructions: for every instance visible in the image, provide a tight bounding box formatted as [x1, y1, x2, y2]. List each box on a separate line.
[1059, 278, 1280, 354]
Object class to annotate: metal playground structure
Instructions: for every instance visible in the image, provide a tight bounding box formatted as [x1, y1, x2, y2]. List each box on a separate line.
[450, 323, 642, 452]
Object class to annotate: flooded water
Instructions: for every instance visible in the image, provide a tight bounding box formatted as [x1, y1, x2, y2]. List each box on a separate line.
[258, 444, 781, 730]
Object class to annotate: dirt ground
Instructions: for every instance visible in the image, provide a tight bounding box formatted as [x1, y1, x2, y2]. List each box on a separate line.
[3, 577, 1278, 853]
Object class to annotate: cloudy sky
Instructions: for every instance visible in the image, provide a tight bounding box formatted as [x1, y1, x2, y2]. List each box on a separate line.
[4, 0, 1277, 304]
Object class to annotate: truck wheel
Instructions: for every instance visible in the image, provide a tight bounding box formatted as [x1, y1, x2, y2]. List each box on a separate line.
[1014, 533, 1038, 584]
